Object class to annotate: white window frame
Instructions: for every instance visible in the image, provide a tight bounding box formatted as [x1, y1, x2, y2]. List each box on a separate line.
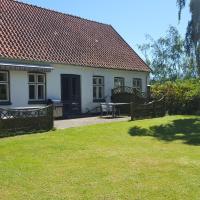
[28, 73, 46, 101]
[114, 77, 125, 88]
[133, 78, 142, 91]
[93, 76, 104, 101]
[0, 71, 9, 102]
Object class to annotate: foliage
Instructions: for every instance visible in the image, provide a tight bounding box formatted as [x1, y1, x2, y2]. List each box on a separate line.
[138, 26, 197, 82]
[177, 0, 186, 20]
[177, 0, 200, 75]
[151, 79, 200, 114]
[0, 115, 200, 199]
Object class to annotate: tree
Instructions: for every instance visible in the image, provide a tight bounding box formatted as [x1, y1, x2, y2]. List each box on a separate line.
[138, 26, 196, 82]
[177, 0, 200, 75]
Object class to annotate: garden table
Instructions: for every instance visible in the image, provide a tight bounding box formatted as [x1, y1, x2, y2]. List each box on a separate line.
[101, 103, 130, 118]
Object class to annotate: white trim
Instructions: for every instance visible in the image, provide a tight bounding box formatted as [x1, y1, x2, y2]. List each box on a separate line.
[28, 73, 46, 101]
[93, 76, 104, 100]
[0, 62, 54, 72]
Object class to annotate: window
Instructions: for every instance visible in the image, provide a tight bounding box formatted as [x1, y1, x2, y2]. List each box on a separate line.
[0, 71, 9, 102]
[28, 73, 46, 101]
[114, 77, 125, 88]
[93, 76, 104, 101]
[133, 78, 142, 91]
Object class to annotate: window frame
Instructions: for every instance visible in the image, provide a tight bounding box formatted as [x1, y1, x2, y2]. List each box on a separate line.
[114, 77, 125, 88]
[0, 70, 11, 105]
[93, 76, 105, 102]
[133, 78, 142, 91]
[28, 72, 46, 104]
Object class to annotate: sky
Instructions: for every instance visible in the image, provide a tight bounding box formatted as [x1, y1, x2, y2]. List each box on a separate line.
[20, 0, 191, 57]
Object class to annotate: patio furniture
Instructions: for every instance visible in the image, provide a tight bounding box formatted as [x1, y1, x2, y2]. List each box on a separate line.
[100, 103, 129, 118]
[100, 103, 112, 116]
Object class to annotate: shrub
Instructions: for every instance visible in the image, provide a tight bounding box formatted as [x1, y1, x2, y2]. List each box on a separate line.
[151, 79, 200, 115]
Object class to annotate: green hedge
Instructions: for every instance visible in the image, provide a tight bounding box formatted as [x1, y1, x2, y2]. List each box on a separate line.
[151, 79, 200, 115]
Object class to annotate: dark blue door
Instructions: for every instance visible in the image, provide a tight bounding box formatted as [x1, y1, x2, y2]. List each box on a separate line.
[61, 74, 81, 117]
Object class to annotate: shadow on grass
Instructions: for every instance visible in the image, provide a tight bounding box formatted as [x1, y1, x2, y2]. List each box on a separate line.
[0, 128, 56, 139]
[129, 118, 200, 145]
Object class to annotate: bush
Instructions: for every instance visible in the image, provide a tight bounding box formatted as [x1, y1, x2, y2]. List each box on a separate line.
[151, 79, 200, 115]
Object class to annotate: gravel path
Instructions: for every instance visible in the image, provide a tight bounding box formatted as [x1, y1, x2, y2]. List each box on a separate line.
[54, 116, 130, 129]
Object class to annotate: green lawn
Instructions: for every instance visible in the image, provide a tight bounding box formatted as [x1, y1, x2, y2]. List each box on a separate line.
[0, 115, 200, 200]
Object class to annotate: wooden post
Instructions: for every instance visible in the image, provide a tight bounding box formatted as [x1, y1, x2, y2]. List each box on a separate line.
[130, 102, 134, 121]
[48, 105, 54, 130]
[163, 96, 166, 116]
[152, 101, 156, 118]
[147, 85, 151, 102]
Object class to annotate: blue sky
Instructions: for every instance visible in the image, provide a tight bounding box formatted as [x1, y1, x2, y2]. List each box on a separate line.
[21, 0, 190, 56]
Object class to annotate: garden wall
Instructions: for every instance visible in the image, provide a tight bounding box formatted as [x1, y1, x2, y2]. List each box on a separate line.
[0, 105, 54, 137]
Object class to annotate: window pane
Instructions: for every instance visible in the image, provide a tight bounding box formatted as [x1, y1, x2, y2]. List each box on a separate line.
[138, 80, 142, 90]
[72, 78, 76, 96]
[115, 77, 124, 87]
[114, 78, 118, 87]
[93, 86, 97, 99]
[98, 78, 102, 85]
[38, 75, 44, 83]
[120, 78, 124, 86]
[93, 76, 104, 100]
[99, 86, 103, 99]
[38, 85, 44, 100]
[133, 80, 136, 87]
[29, 74, 35, 83]
[133, 78, 142, 90]
[93, 77, 97, 85]
[29, 85, 35, 99]
[0, 72, 7, 82]
[0, 84, 7, 100]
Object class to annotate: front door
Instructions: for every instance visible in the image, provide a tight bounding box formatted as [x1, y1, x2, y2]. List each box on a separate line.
[61, 74, 81, 117]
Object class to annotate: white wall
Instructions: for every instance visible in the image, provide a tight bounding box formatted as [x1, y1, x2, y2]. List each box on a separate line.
[48, 64, 149, 113]
[10, 70, 29, 107]
[2, 64, 149, 112]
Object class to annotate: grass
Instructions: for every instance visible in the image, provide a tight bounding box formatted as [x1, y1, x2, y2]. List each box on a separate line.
[0, 115, 200, 200]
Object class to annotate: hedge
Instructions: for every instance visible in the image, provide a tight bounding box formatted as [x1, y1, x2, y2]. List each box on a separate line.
[151, 79, 200, 115]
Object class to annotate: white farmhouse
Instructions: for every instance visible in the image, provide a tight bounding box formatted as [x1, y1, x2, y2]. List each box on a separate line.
[0, 0, 150, 117]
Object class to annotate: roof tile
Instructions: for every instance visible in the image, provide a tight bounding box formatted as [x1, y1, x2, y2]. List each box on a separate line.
[1, 0, 150, 72]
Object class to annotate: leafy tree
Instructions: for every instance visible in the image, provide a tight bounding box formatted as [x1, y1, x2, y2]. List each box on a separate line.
[138, 26, 195, 82]
[177, 0, 200, 75]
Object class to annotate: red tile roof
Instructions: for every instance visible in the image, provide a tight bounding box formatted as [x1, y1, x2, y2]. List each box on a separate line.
[0, 0, 150, 72]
